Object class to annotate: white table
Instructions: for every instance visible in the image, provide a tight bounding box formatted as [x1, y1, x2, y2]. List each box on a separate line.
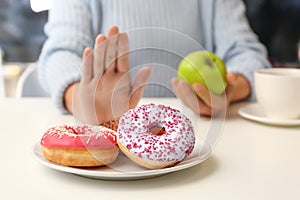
[0, 67, 4, 97]
[1, 98, 300, 200]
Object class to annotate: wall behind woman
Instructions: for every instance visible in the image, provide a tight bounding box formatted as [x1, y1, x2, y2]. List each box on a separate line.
[243, 0, 300, 64]
[0, 0, 47, 62]
[0, 0, 299, 64]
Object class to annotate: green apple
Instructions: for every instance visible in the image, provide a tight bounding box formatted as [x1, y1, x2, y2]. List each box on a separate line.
[177, 51, 227, 95]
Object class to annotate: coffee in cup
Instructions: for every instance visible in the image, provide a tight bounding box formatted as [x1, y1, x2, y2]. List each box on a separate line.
[254, 68, 300, 120]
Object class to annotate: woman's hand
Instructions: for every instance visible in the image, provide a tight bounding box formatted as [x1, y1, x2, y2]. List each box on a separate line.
[171, 72, 250, 117]
[64, 26, 151, 125]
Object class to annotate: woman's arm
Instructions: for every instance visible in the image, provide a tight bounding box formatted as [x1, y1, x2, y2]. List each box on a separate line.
[38, 0, 94, 113]
[213, 0, 271, 100]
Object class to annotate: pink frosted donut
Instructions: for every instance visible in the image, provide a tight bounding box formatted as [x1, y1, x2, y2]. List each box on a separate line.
[117, 104, 195, 169]
[41, 125, 119, 167]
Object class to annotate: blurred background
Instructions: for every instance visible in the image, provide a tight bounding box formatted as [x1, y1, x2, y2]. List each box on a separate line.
[0, 0, 299, 97]
[244, 0, 300, 65]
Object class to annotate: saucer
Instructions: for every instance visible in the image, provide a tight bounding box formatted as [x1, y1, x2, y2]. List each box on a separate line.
[33, 140, 211, 180]
[238, 104, 300, 126]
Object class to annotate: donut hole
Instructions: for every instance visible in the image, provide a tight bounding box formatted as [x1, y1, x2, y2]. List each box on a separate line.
[150, 127, 166, 136]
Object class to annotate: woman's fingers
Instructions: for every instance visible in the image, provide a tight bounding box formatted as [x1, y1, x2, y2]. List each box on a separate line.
[171, 78, 191, 109]
[81, 47, 94, 83]
[193, 83, 212, 106]
[171, 78, 201, 114]
[177, 80, 201, 114]
[105, 26, 119, 73]
[117, 32, 130, 73]
[172, 78, 224, 116]
[129, 66, 152, 108]
[93, 34, 107, 78]
[226, 72, 238, 85]
[193, 83, 227, 112]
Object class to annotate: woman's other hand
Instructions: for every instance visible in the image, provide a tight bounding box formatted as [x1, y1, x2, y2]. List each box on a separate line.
[171, 72, 250, 117]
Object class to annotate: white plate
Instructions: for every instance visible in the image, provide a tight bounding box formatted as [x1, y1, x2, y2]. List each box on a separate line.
[238, 104, 300, 126]
[33, 141, 211, 180]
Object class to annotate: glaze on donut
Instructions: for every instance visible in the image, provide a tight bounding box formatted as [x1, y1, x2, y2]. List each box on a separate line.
[117, 104, 195, 169]
[41, 125, 119, 167]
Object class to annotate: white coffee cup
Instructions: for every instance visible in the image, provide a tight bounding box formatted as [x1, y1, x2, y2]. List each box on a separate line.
[254, 68, 300, 120]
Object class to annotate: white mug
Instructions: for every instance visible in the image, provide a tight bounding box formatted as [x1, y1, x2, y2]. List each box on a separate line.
[254, 68, 300, 120]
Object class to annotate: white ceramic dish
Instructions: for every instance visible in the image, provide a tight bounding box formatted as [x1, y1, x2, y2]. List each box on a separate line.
[33, 140, 211, 180]
[239, 104, 300, 126]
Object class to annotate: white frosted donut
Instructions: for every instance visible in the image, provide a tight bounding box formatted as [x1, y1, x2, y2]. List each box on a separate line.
[117, 104, 195, 169]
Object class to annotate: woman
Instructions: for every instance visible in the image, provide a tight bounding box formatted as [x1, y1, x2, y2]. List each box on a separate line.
[38, 0, 270, 125]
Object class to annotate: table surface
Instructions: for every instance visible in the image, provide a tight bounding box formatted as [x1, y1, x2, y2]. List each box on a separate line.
[1, 98, 300, 200]
[0, 68, 4, 97]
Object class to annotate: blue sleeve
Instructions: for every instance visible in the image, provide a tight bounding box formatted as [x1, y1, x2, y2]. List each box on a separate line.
[213, 0, 271, 100]
[38, 0, 94, 113]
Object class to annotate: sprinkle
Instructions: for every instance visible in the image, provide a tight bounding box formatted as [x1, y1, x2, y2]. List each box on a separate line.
[41, 125, 117, 149]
